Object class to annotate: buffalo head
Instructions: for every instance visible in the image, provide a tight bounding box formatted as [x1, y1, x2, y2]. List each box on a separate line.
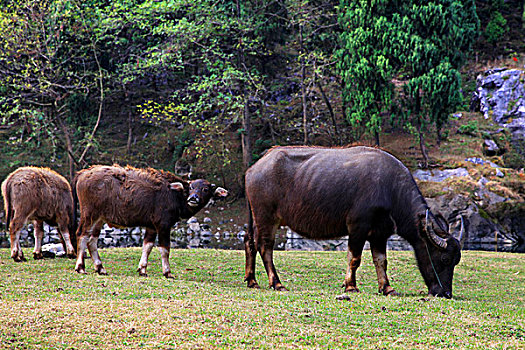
[418, 210, 463, 299]
[171, 179, 228, 212]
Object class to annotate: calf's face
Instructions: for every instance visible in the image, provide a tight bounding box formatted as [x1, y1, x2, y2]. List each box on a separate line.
[186, 179, 228, 209]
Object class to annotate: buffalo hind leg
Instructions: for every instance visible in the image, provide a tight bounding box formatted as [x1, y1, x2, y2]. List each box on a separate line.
[57, 220, 76, 259]
[8, 214, 27, 262]
[33, 220, 45, 260]
[244, 221, 260, 289]
[370, 239, 397, 296]
[87, 222, 106, 275]
[257, 223, 286, 291]
[75, 220, 105, 275]
[343, 239, 365, 293]
[137, 228, 156, 277]
[75, 220, 88, 274]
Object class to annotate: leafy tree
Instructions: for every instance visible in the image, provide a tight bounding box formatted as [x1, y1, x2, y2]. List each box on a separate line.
[286, 0, 339, 145]
[0, 0, 105, 178]
[337, 0, 399, 145]
[399, 0, 479, 166]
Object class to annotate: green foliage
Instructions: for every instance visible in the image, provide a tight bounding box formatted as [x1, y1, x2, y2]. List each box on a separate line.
[485, 11, 507, 44]
[337, 0, 396, 138]
[457, 120, 480, 136]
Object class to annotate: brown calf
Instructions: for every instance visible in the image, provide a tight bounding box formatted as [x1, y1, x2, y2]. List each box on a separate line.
[1, 166, 77, 261]
[73, 164, 227, 278]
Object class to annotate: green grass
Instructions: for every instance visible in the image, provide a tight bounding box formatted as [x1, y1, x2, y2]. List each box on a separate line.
[0, 248, 523, 349]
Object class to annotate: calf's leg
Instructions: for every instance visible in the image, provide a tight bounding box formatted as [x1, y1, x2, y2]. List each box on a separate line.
[137, 228, 156, 277]
[75, 221, 88, 274]
[57, 219, 76, 259]
[33, 220, 45, 260]
[157, 229, 174, 279]
[8, 214, 27, 262]
[87, 222, 106, 275]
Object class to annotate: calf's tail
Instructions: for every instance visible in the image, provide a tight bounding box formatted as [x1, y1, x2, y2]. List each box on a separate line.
[2, 183, 12, 232]
[70, 174, 79, 251]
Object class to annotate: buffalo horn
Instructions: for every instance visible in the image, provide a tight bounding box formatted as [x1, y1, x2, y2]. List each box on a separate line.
[425, 209, 448, 250]
[457, 216, 465, 248]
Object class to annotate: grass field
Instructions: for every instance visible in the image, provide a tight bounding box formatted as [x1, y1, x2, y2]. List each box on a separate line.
[0, 248, 523, 349]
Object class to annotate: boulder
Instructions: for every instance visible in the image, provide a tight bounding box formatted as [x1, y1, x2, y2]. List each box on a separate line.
[471, 67, 525, 158]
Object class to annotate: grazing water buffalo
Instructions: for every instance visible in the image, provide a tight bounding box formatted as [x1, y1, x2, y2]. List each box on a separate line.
[73, 164, 228, 278]
[1, 166, 77, 261]
[244, 146, 463, 298]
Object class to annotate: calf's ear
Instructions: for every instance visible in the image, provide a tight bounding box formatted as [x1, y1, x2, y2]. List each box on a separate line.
[213, 187, 228, 199]
[170, 182, 185, 191]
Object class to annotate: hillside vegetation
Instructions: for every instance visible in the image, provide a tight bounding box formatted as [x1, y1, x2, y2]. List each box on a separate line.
[0, 1, 524, 220]
[0, 248, 523, 349]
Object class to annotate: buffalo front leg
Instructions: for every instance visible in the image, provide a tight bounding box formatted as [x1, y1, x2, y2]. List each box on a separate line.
[33, 220, 45, 260]
[244, 221, 260, 289]
[370, 240, 397, 296]
[137, 228, 156, 277]
[158, 229, 174, 279]
[257, 223, 286, 291]
[343, 240, 365, 293]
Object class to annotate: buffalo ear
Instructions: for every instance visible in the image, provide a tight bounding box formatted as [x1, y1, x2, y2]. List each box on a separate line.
[170, 182, 185, 191]
[213, 187, 228, 199]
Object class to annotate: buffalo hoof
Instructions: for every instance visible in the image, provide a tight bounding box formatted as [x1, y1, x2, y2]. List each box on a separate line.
[67, 253, 77, 259]
[13, 256, 27, 263]
[247, 281, 260, 289]
[33, 252, 44, 260]
[164, 272, 175, 279]
[138, 271, 148, 277]
[344, 287, 360, 293]
[272, 284, 288, 292]
[385, 290, 399, 297]
[75, 266, 86, 274]
[381, 286, 398, 296]
[95, 266, 107, 275]
[335, 294, 352, 301]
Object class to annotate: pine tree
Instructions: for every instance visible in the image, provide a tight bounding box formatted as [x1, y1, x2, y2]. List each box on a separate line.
[399, 0, 479, 166]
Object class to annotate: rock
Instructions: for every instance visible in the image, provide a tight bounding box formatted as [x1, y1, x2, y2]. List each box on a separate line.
[188, 222, 201, 233]
[413, 168, 469, 182]
[41, 243, 65, 257]
[203, 217, 212, 223]
[426, 194, 518, 251]
[483, 139, 502, 156]
[472, 68, 525, 158]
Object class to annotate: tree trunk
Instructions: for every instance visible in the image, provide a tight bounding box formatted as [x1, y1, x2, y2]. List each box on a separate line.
[127, 111, 133, 154]
[236, 0, 252, 172]
[56, 113, 76, 180]
[242, 100, 252, 170]
[300, 25, 308, 145]
[315, 72, 340, 145]
[415, 93, 429, 168]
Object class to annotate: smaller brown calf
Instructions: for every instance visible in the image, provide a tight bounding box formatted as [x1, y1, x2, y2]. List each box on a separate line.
[1, 166, 77, 261]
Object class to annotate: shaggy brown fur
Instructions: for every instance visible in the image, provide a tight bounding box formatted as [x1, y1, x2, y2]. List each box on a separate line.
[244, 146, 461, 298]
[73, 164, 227, 278]
[1, 166, 76, 261]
